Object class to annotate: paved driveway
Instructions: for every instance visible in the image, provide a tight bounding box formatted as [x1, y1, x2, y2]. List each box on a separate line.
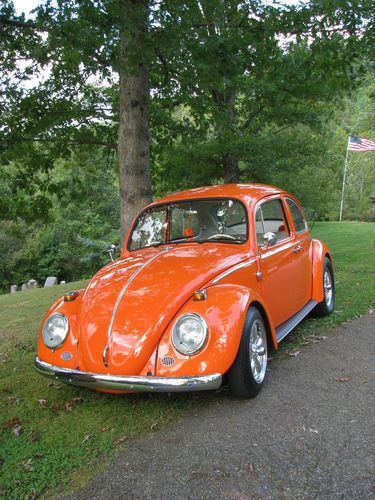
[69, 315, 375, 499]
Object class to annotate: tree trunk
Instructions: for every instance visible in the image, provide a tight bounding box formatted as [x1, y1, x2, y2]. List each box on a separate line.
[118, 1, 153, 243]
[213, 88, 240, 184]
[223, 151, 240, 183]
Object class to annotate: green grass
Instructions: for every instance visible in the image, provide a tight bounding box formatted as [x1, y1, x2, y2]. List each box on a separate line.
[0, 222, 374, 498]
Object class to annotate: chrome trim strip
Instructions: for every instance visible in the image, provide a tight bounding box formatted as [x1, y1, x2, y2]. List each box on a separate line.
[275, 300, 317, 343]
[107, 247, 173, 341]
[260, 236, 310, 260]
[212, 259, 256, 284]
[34, 357, 222, 393]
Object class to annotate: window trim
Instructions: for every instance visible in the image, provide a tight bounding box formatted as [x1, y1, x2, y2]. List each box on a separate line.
[285, 197, 308, 235]
[255, 197, 292, 249]
[127, 197, 249, 252]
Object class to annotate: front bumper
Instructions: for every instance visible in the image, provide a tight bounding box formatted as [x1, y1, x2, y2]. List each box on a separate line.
[34, 357, 222, 392]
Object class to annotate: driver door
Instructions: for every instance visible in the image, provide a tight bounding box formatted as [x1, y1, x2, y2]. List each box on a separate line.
[256, 198, 304, 327]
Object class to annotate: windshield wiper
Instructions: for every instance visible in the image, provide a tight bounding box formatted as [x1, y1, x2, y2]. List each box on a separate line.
[195, 238, 243, 244]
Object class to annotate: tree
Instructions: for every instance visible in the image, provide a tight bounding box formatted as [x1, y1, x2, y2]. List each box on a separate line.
[1, 0, 155, 241]
[1, 0, 374, 241]
[152, 0, 374, 184]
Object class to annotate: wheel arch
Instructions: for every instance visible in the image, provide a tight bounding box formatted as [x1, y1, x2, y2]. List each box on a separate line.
[311, 239, 334, 302]
[248, 299, 278, 350]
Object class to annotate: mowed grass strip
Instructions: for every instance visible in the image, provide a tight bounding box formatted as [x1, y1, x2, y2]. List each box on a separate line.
[0, 222, 374, 498]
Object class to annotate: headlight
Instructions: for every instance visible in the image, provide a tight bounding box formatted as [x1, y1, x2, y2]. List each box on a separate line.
[42, 313, 69, 349]
[172, 313, 208, 355]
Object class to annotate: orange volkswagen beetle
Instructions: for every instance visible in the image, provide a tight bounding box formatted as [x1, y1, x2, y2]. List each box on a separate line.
[34, 184, 334, 398]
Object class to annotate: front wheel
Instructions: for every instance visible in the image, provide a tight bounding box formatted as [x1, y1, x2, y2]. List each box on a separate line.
[315, 257, 335, 317]
[228, 307, 268, 398]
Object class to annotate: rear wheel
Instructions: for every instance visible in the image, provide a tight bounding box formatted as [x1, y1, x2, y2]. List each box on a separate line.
[315, 257, 335, 316]
[228, 307, 268, 398]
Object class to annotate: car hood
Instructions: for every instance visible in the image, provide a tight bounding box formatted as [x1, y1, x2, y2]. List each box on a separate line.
[76, 244, 248, 375]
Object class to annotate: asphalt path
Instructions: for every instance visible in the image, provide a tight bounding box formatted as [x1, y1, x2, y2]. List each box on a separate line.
[68, 315, 375, 499]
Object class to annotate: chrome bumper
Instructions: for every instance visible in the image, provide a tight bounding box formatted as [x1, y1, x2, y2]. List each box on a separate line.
[34, 357, 222, 393]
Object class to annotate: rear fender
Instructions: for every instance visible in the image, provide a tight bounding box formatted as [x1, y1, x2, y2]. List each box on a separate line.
[155, 284, 277, 377]
[311, 239, 333, 302]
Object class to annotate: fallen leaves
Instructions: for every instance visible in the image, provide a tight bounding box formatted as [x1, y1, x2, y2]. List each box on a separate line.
[114, 436, 127, 447]
[5, 416, 22, 436]
[37, 399, 47, 408]
[64, 402, 73, 412]
[81, 434, 93, 445]
[247, 463, 254, 474]
[20, 458, 34, 472]
[289, 350, 301, 357]
[335, 377, 350, 383]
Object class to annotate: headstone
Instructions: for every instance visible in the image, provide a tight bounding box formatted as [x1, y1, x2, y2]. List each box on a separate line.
[60, 280, 66, 285]
[27, 279, 38, 289]
[10, 285, 17, 294]
[44, 277, 58, 287]
[21, 284, 27, 291]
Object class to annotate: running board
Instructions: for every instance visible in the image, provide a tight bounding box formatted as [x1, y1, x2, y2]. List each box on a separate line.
[276, 300, 318, 343]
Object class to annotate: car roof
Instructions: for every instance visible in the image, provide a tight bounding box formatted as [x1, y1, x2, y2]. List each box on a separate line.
[150, 183, 285, 207]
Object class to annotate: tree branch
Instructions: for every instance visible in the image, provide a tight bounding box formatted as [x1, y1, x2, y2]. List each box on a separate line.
[0, 16, 48, 31]
[3, 136, 117, 149]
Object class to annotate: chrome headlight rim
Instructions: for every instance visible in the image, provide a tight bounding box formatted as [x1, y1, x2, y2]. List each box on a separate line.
[42, 312, 69, 350]
[172, 313, 208, 356]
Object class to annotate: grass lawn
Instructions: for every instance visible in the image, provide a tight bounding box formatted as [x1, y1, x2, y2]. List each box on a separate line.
[0, 222, 374, 498]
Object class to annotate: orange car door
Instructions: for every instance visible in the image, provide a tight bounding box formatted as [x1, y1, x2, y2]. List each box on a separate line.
[256, 198, 307, 327]
[284, 197, 312, 308]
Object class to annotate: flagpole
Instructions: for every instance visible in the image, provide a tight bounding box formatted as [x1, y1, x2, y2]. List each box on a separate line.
[339, 136, 350, 222]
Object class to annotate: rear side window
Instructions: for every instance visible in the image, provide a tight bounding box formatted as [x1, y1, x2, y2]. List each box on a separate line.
[286, 198, 308, 233]
[255, 199, 290, 246]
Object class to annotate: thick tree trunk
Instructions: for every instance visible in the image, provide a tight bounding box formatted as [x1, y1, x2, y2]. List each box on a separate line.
[213, 88, 240, 184]
[223, 151, 240, 183]
[118, 2, 153, 243]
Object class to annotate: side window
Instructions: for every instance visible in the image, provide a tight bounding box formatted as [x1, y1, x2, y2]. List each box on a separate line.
[256, 199, 290, 246]
[286, 198, 308, 233]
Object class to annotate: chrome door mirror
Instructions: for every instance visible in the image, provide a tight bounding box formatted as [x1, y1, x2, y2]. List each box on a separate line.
[263, 232, 277, 247]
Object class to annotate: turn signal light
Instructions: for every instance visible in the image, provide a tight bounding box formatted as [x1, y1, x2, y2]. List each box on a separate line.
[193, 289, 207, 301]
[64, 291, 79, 302]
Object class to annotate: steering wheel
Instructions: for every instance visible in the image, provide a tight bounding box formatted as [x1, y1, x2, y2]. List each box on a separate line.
[207, 234, 237, 240]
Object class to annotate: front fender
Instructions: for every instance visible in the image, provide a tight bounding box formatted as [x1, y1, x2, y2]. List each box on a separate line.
[155, 284, 277, 377]
[311, 239, 333, 303]
[37, 290, 84, 370]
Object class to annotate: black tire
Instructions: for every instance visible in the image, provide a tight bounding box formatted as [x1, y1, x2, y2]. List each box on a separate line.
[228, 307, 268, 398]
[314, 257, 335, 317]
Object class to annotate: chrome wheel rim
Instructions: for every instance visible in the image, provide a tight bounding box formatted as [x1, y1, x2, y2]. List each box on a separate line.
[324, 269, 333, 308]
[249, 319, 267, 383]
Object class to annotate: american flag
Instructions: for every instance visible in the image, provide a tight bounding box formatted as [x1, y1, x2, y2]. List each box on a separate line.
[348, 136, 375, 152]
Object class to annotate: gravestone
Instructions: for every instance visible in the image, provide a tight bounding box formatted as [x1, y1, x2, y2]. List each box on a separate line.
[21, 284, 27, 291]
[44, 277, 58, 287]
[60, 280, 66, 285]
[27, 279, 38, 289]
[10, 285, 17, 294]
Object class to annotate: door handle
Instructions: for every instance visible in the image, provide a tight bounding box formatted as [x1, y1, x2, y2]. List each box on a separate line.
[292, 245, 302, 253]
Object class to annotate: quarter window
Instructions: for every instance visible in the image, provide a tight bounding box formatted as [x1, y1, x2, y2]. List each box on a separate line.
[255, 199, 290, 246]
[286, 198, 308, 233]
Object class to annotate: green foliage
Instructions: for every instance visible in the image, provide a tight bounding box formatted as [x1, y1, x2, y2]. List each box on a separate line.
[0, 147, 120, 292]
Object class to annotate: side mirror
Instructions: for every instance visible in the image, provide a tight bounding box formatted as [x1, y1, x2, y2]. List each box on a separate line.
[107, 243, 118, 262]
[263, 232, 277, 247]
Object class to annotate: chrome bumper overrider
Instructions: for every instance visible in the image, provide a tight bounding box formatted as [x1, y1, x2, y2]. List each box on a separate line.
[34, 357, 222, 392]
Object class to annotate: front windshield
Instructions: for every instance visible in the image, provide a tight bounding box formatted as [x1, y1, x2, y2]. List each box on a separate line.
[128, 198, 248, 251]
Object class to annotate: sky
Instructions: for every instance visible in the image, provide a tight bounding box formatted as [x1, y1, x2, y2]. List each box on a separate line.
[13, 0, 41, 16]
